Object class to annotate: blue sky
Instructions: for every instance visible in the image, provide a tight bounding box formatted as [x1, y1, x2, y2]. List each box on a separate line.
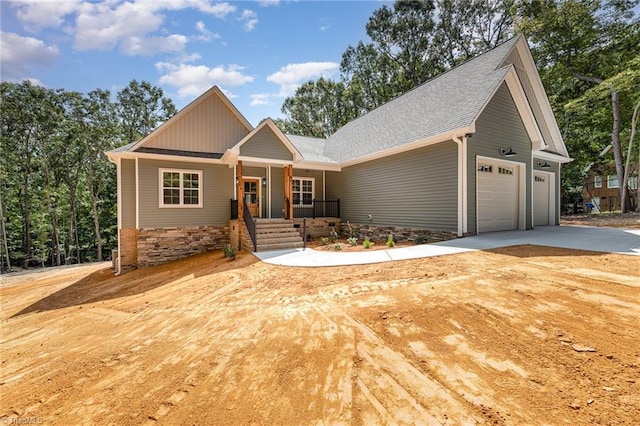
[1, 0, 391, 126]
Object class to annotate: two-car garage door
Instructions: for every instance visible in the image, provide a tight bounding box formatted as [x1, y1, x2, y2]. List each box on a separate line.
[477, 160, 519, 232]
[477, 158, 555, 232]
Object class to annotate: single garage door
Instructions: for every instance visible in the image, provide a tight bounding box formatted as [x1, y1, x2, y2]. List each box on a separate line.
[533, 172, 551, 226]
[477, 161, 519, 232]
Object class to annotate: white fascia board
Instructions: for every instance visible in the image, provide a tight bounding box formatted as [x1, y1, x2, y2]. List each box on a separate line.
[293, 161, 341, 172]
[503, 67, 546, 150]
[533, 150, 573, 164]
[339, 129, 472, 168]
[515, 39, 569, 157]
[238, 155, 294, 166]
[113, 151, 226, 165]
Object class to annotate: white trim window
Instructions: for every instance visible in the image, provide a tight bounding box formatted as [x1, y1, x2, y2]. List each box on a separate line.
[607, 175, 619, 189]
[594, 175, 602, 188]
[159, 168, 203, 208]
[292, 177, 314, 206]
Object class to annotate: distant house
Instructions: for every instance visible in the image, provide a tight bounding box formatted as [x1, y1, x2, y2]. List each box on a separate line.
[583, 165, 638, 213]
[106, 35, 571, 272]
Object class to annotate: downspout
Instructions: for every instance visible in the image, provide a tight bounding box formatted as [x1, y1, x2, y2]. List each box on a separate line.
[452, 135, 469, 237]
[233, 165, 237, 200]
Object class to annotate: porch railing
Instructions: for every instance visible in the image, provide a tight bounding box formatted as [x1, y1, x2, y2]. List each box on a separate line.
[292, 199, 340, 219]
[243, 199, 257, 250]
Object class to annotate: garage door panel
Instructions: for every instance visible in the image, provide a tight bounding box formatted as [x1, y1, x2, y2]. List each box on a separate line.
[477, 162, 518, 233]
[533, 172, 551, 226]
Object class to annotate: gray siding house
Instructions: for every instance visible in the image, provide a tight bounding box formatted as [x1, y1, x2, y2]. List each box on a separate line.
[106, 35, 571, 272]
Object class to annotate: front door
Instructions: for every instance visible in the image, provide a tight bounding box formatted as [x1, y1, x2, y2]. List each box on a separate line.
[243, 179, 260, 217]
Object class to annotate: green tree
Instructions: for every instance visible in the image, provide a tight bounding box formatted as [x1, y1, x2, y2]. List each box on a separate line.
[117, 79, 177, 143]
[516, 0, 640, 210]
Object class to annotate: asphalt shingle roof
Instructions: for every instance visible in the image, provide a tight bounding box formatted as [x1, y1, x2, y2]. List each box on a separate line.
[285, 134, 336, 164]
[322, 36, 519, 163]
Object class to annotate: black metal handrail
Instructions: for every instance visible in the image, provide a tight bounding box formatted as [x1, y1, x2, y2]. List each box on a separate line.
[293, 199, 340, 219]
[243, 199, 257, 250]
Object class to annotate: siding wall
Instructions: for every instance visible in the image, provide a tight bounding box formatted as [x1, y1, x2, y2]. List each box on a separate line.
[121, 159, 136, 228]
[145, 93, 250, 153]
[326, 142, 458, 231]
[240, 127, 293, 161]
[533, 159, 560, 225]
[138, 159, 233, 227]
[467, 83, 533, 230]
[271, 167, 285, 218]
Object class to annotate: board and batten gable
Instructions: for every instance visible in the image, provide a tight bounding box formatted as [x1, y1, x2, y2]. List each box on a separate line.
[137, 158, 233, 228]
[326, 142, 458, 231]
[467, 82, 533, 230]
[121, 159, 136, 228]
[143, 93, 250, 154]
[239, 126, 293, 161]
[502, 49, 555, 151]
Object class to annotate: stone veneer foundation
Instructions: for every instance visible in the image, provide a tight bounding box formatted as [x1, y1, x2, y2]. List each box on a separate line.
[136, 225, 229, 267]
[339, 223, 458, 244]
[293, 218, 342, 238]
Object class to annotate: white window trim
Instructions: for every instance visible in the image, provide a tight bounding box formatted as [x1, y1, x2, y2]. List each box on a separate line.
[158, 168, 203, 208]
[607, 175, 619, 189]
[292, 177, 315, 207]
[594, 175, 602, 188]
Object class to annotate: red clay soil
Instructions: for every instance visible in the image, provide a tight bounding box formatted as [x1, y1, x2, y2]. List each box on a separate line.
[1, 242, 639, 425]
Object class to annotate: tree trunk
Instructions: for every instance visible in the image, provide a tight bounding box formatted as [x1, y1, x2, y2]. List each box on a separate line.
[0, 189, 10, 273]
[622, 100, 640, 213]
[87, 167, 103, 262]
[22, 167, 31, 269]
[610, 91, 626, 212]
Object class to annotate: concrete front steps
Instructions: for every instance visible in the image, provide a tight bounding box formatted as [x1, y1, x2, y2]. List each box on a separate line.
[254, 219, 304, 251]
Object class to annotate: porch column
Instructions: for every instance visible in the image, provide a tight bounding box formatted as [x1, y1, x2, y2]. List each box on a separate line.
[237, 160, 244, 219]
[284, 164, 293, 219]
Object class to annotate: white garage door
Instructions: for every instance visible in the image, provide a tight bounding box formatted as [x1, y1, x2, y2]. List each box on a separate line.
[533, 171, 555, 226]
[477, 161, 519, 232]
[533, 172, 551, 226]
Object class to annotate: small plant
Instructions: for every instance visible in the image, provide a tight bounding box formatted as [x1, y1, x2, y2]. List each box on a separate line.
[363, 237, 373, 249]
[222, 244, 237, 259]
[333, 242, 342, 250]
[321, 237, 329, 245]
[347, 236, 358, 246]
[329, 228, 339, 242]
[414, 235, 428, 245]
[386, 234, 395, 248]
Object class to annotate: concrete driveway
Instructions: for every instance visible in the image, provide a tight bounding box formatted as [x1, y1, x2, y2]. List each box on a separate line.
[255, 225, 640, 267]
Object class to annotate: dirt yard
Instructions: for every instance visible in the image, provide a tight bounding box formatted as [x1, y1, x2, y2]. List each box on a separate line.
[1, 244, 639, 425]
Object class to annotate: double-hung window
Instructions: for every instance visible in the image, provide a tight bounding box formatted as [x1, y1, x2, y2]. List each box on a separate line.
[594, 175, 602, 188]
[292, 178, 314, 206]
[159, 168, 203, 208]
[607, 175, 619, 189]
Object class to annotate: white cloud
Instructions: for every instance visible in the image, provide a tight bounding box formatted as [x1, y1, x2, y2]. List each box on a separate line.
[0, 31, 59, 81]
[250, 93, 271, 106]
[11, 0, 81, 29]
[156, 62, 253, 97]
[244, 18, 259, 31]
[239, 9, 258, 31]
[256, 0, 279, 6]
[267, 62, 339, 96]
[194, 21, 220, 42]
[11, 0, 238, 56]
[120, 34, 188, 56]
[74, 1, 163, 51]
